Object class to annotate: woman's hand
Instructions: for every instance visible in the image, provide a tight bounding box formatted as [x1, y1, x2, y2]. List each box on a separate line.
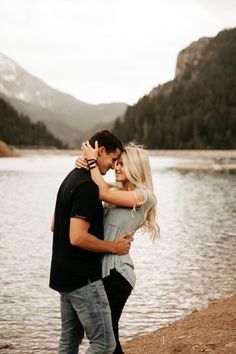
[82, 140, 98, 161]
[75, 140, 98, 169]
[75, 155, 89, 170]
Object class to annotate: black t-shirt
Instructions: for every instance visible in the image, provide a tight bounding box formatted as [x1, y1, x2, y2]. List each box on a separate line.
[49, 168, 104, 292]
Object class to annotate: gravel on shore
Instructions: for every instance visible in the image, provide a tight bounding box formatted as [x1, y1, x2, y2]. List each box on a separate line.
[123, 294, 236, 354]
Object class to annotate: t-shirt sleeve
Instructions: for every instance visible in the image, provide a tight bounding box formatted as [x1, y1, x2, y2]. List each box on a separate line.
[71, 181, 99, 224]
[143, 189, 152, 205]
[135, 188, 152, 208]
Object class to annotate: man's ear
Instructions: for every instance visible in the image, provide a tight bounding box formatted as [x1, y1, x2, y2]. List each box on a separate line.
[98, 146, 105, 156]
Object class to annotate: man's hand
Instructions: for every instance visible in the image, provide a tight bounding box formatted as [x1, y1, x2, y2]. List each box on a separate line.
[112, 232, 134, 255]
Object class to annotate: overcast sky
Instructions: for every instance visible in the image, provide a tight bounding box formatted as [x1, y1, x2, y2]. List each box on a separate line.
[0, 0, 235, 104]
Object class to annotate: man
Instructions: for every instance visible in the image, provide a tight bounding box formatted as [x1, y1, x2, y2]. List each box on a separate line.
[50, 130, 131, 354]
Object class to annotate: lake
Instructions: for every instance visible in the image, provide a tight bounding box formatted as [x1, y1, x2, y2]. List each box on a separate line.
[0, 152, 235, 353]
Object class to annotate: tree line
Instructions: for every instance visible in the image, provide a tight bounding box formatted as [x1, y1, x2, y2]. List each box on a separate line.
[0, 97, 66, 148]
[113, 28, 236, 149]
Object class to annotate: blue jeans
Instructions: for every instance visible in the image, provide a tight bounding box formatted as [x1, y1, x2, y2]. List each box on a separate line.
[59, 280, 116, 354]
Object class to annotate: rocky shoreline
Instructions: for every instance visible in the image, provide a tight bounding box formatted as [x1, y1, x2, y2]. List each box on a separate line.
[123, 294, 236, 354]
[0, 140, 19, 157]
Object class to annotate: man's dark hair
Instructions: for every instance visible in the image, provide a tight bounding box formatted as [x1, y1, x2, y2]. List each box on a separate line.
[89, 130, 124, 153]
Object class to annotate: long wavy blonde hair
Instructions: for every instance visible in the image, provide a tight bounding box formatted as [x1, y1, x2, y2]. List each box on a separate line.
[116, 142, 160, 241]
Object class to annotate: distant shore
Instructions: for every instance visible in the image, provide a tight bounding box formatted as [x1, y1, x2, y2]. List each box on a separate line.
[12, 148, 236, 158]
[17, 148, 236, 171]
[1, 146, 236, 171]
[123, 294, 236, 354]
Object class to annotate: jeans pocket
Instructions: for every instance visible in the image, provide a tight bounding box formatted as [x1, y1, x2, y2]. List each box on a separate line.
[69, 287, 88, 312]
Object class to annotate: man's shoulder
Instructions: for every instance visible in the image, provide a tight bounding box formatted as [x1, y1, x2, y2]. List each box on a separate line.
[65, 168, 98, 190]
[65, 168, 89, 182]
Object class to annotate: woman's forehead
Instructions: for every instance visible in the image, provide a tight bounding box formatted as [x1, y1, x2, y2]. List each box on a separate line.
[117, 156, 123, 163]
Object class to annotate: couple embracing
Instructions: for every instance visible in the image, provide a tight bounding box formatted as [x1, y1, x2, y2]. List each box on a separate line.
[49, 130, 159, 354]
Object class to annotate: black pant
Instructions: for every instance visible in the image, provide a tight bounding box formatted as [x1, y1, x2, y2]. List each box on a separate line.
[103, 268, 132, 354]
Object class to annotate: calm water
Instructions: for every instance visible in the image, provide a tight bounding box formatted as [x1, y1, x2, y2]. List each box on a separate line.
[0, 154, 236, 353]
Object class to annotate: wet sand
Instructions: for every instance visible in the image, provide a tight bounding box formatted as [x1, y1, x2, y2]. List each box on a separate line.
[123, 294, 236, 354]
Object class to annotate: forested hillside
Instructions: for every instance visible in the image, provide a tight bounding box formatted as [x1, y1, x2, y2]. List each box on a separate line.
[0, 98, 66, 148]
[113, 28, 236, 149]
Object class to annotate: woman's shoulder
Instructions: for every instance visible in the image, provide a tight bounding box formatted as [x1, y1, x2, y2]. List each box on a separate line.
[136, 187, 153, 201]
[132, 188, 153, 210]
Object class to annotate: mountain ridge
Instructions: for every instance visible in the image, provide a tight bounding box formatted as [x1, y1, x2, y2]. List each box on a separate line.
[0, 52, 127, 147]
[113, 28, 236, 149]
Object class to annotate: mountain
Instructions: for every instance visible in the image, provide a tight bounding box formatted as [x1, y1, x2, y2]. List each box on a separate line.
[0, 97, 66, 148]
[113, 28, 236, 149]
[0, 53, 127, 147]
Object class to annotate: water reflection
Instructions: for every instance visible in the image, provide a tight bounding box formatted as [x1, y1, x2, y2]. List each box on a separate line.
[0, 155, 235, 353]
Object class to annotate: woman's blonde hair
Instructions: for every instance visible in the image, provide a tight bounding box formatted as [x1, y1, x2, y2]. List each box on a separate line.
[117, 142, 160, 241]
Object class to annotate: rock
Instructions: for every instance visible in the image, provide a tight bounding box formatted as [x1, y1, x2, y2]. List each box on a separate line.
[175, 37, 210, 80]
[0, 140, 19, 157]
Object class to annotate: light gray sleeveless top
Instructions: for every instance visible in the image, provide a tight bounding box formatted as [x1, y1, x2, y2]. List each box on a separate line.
[102, 189, 152, 288]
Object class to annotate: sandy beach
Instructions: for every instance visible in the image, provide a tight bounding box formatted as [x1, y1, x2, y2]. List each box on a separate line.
[123, 294, 236, 354]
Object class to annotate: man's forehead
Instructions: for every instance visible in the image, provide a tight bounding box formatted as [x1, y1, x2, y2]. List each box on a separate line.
[109, 148, 121, 159]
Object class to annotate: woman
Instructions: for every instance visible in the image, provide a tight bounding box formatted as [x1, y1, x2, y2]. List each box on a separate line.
[76, 141, 159, 354]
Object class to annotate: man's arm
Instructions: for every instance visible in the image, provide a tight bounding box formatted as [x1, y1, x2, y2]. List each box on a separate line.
[70, 217, 131, 255]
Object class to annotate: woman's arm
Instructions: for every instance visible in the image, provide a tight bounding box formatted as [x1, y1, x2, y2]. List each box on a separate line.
[75, 154, 111, 190]
[81, 141, 144, 207]
[91, 166, 144, 207]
